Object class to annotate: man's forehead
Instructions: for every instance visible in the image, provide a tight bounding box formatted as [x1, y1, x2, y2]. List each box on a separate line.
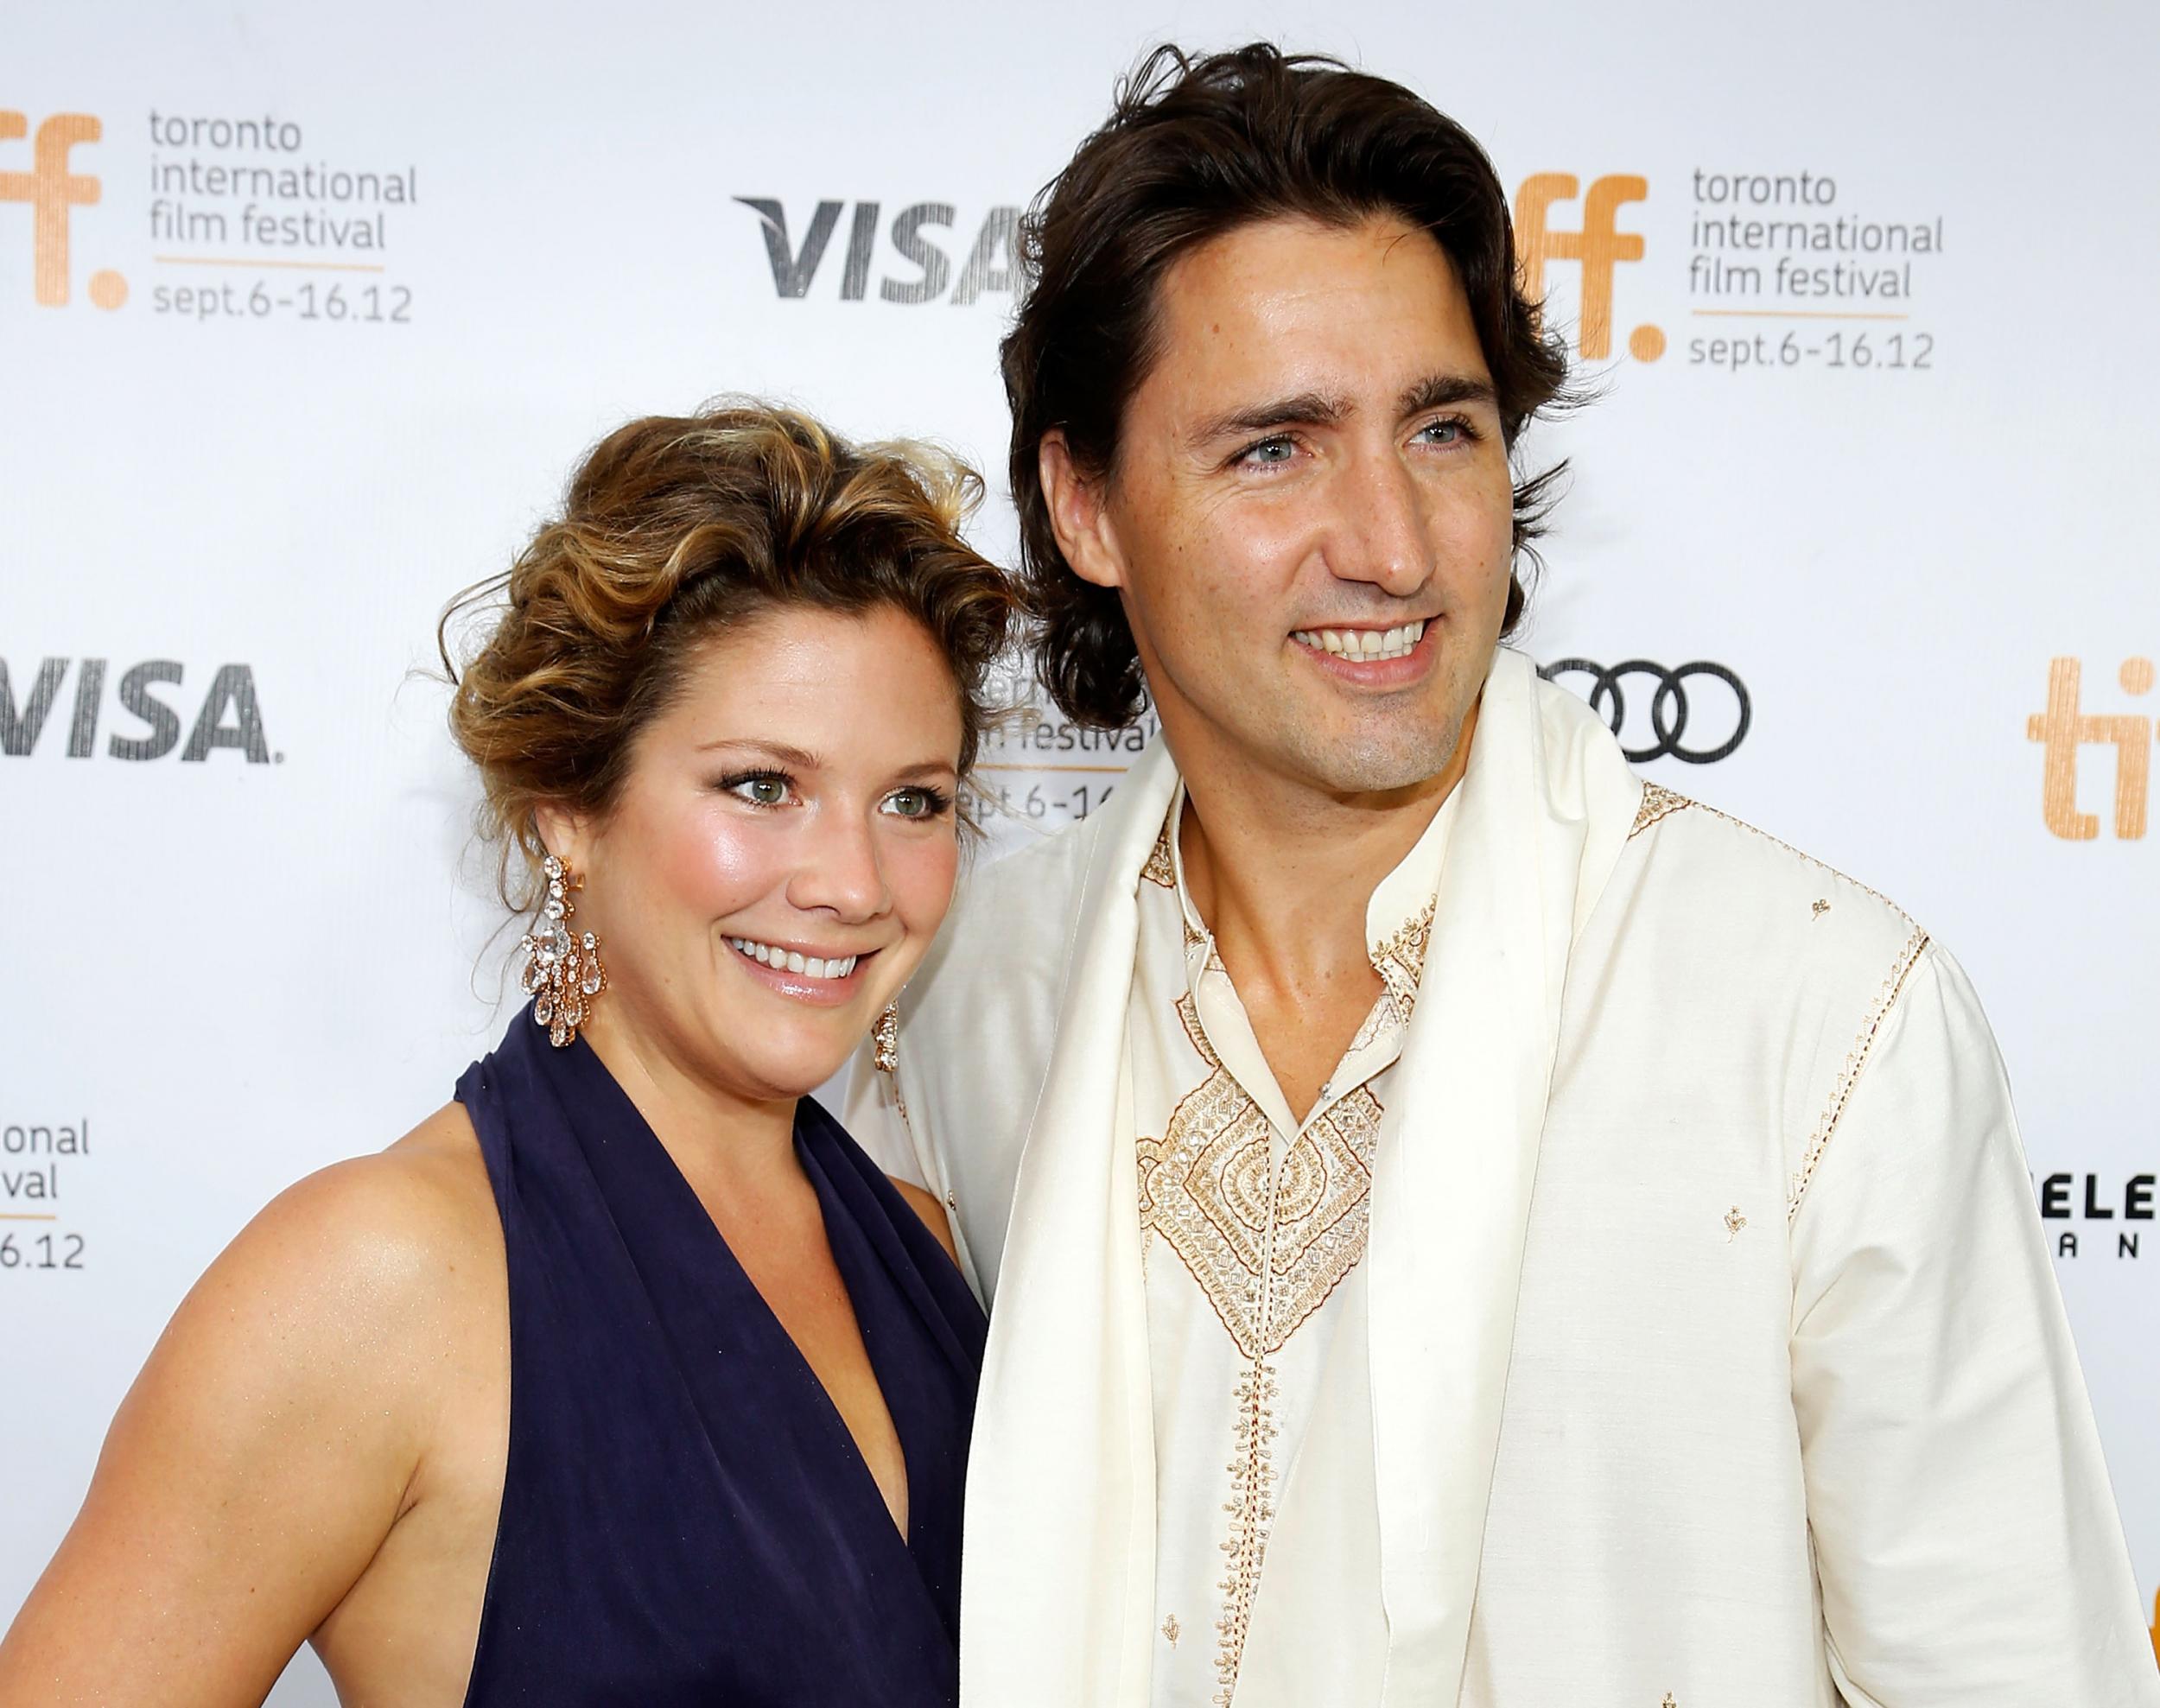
[1172, 207, 1445, 278]
[1144, 214, 1484, 408]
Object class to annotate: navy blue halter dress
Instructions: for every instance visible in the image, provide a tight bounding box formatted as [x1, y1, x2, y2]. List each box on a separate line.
[454, 1009, 985, 1706]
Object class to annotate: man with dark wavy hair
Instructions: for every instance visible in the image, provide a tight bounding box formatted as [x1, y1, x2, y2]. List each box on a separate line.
[854, 42, 2150, 1708]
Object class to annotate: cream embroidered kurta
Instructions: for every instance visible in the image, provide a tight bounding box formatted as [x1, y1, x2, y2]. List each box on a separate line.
[1133, 787, 1445, 1705]
[848, 649, 2159, 1708]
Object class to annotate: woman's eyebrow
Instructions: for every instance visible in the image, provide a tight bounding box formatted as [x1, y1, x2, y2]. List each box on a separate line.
[693, 738, 825, 767]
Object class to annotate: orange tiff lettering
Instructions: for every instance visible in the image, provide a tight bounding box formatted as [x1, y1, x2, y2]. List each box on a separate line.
[1515, 172, 1648, 360]
[2027, 657, 2154, 840]
[0, 111, 102, 305]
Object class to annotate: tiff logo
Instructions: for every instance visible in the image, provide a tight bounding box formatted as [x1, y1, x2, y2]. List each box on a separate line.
[0, 110, 126, 308]
[1514, 173, 1661, 362]
[0, 657, 272, 762]
[737, 199, 1020, 304]
[2027, 657, 2154, 840]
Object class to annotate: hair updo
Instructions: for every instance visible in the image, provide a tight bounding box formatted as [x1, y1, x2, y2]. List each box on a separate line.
[441, 402, 1018, 906]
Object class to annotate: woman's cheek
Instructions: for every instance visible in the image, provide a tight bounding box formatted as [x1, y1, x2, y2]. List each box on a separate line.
[662, 806, 785, 917]
[889, 829, 962, 939]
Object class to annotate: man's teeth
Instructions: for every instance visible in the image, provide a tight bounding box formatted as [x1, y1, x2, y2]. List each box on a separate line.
[1292, 619, 1426, 661]
[726, 938, 859, 980]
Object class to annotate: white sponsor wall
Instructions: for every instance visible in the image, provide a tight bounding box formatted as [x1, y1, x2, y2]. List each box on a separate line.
[4, 1, 2156, 1696]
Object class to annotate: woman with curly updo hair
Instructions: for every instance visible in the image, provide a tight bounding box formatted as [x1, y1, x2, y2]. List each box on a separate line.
[0, 404, 1015, 1707]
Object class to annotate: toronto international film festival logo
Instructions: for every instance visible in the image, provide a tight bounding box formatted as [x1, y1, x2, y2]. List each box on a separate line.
[2028, 657, 2155, 841]
[1514, 171, 1659, 362]
[0, 108, 125, 308]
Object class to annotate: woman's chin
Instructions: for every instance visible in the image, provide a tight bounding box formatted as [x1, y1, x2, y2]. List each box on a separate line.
[702, 1015, 867, 1105]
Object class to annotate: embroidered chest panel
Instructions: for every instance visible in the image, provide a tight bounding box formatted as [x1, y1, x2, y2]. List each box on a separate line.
[1136, 994, 1382, 1361]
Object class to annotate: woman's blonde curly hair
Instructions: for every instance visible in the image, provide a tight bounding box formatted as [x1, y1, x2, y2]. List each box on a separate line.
[441, 401, 1018, 908]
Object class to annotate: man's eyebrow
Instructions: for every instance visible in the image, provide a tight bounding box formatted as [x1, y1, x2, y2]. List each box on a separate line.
[1187, 390, 1349, 448]
[1187, 376, 1496, 451]
[1400, 371, 1498, 416]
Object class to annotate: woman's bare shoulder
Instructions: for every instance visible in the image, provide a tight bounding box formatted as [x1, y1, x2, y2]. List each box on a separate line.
[243, 1102, 501, 1314]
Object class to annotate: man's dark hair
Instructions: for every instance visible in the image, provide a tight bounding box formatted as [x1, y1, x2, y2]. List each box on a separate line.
[1001, 41, 1572, 728]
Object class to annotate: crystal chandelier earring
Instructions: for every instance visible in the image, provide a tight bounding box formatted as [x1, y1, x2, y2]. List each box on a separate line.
[522, 852, 607, 1048]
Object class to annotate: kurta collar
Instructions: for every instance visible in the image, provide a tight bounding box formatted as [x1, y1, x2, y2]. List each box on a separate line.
[1157, 778, 1456, 1017]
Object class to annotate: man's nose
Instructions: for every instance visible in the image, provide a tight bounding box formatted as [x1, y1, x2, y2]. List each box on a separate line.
[786, 810, 893, 924]
[1327, 448, 1433, 598]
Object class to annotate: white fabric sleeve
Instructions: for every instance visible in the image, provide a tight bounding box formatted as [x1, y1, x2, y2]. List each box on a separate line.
[1788, 944, 2157, 1705]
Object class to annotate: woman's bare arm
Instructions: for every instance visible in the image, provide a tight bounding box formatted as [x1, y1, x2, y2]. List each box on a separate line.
[0, 1129, 486, 1707]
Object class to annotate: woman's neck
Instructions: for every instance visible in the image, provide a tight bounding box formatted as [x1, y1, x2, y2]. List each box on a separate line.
[574, 999, 803, 1192]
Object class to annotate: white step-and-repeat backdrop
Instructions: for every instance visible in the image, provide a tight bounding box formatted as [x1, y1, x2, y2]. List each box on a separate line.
[6, 1, 2156, 1696]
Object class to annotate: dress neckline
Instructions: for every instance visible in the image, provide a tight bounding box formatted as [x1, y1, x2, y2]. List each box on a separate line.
[546, 1027, 935, 1559]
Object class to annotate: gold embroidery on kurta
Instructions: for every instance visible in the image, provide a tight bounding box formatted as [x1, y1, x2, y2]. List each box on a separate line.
[1136, 994, 1386, 1703]
[1370, 895, 1436, 1023]
[1137, 996, 1382, 1357]
[1217, 1356, 1281, 1703]
[1142, 817, 1176, 888]
[1631, 782, 1693, 836]
[1786, 925, 1929, 1221]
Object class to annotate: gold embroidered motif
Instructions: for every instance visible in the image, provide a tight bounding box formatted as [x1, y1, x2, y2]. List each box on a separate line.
[1369, 894, 1436, 1023]
[1142, 816, 1176, 888]
[1631, 782, 1692, 837]
[1342, 992, 1394, 1059]
[1162, 1614, 1180, 1648]
[1217, 1356, 1281, 1705]
[1786, 926, 1930, 1221]
[1813, 898, 1832, 920]
[1725, 1206, 1747, 1241]
[1136, 994, 1384, 1700]
[1137, 997, 1382, 1358]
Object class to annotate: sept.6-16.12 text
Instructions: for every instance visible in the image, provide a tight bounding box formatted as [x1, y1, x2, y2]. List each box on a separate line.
[150, 280, 411, 325]
[1688, 327, 1933, 373]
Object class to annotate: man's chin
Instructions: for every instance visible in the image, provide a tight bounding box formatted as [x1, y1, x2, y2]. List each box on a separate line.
[1274, 717, 1467, 799]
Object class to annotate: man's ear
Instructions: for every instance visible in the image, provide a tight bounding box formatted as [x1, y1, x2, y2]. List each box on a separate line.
[1039, 430, 1128, 592]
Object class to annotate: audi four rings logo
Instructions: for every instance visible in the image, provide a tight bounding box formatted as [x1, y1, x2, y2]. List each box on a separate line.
[1539, 659, 1752, 764]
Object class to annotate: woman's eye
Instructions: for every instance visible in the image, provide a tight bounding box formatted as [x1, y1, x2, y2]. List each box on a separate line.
[883, 787, 951, 820]
[723, 772, 793, 807]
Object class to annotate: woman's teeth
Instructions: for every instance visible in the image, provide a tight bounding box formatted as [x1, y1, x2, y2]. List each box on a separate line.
[1293, 619, 1426, 661]
[726, 937, 859, 980]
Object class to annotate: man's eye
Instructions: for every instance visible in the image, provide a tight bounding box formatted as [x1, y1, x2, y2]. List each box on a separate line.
[1238, 435, 1297, 467]
[1418, 417, 1471, 446]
